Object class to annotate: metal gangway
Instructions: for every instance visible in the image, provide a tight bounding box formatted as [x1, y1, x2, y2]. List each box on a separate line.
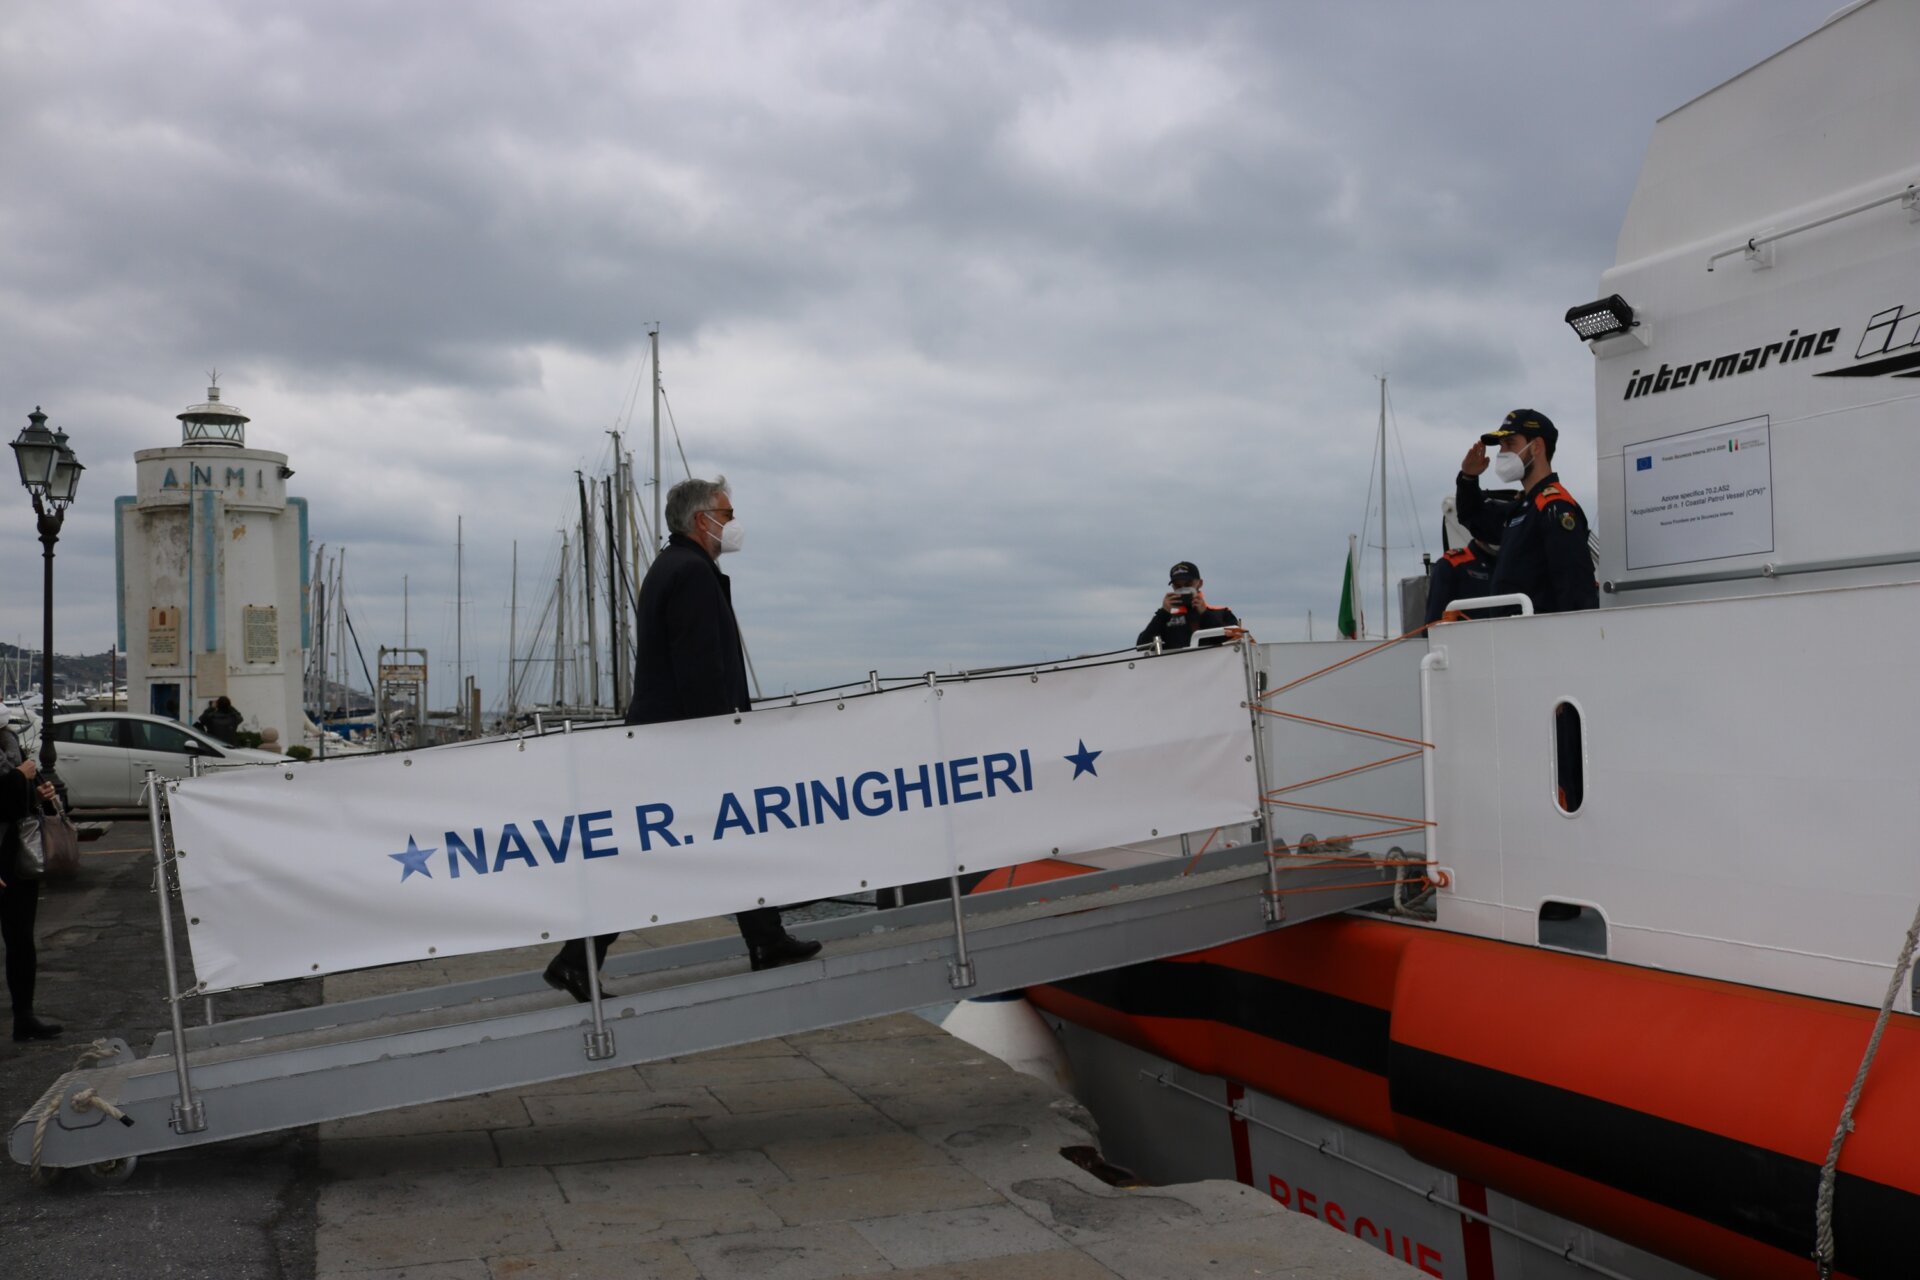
[9, 642, 1423, 1179]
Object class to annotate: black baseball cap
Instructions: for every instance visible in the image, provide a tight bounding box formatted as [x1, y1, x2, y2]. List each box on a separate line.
[1168, 561, 1201, 584]
[1482, 409, 1557, 453]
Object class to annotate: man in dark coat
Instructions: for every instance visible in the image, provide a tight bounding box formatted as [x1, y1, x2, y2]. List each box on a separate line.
[545, 476, 821, 1002]
[195, 696, 243, 745]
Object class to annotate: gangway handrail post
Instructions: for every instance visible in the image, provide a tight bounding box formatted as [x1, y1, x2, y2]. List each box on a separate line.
[1237, 637, 1284, 923]
[946, 875, 977, 989]
[1418, 647, 1446, 903]
[581, 940, 615, 1060]
[932, 666, 978, 990]
[188, 755, 215, 1027]
[560, 718, 616, 1060]
[145, 768, 206, 1134]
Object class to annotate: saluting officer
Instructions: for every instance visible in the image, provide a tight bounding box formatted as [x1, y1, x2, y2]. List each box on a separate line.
[1457, 410, 1597, 614]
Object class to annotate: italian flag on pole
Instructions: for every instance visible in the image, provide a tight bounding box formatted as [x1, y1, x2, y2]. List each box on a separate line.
[1338, 534, 1361, 639]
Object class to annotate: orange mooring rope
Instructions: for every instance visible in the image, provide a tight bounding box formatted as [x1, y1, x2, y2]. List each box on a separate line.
[1258, 620, 1438, 701]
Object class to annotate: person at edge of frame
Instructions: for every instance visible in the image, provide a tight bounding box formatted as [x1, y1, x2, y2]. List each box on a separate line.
[1, 718, 64, 1041]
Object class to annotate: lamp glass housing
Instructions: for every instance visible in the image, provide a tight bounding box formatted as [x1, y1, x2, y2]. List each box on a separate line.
[11, 419, 57, 492]
[1565, 294, 1636, 342]
[47, 445, 83, 505]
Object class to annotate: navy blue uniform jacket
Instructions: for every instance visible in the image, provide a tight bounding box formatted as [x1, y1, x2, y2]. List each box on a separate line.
[1424, 543, 1497, 625]
[624, 532, 753, 726]
[1458, 471, 1597, 614]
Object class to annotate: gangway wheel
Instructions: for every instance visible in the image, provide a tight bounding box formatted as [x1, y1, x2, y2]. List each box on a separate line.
[82, 1155, 138, 1185]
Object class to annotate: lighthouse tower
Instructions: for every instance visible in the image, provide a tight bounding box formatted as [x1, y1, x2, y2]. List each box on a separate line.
[116, 381, 309, 745]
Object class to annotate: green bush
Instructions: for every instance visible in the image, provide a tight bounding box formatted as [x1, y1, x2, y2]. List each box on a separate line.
[235, 730, 265, 749]
[285, 745, 314, 762]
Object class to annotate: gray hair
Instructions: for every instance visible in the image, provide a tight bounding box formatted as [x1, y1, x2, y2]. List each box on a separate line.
[665, 475, 730, 536]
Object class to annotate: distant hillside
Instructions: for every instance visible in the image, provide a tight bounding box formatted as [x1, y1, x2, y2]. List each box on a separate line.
[0, 641, 124, 697]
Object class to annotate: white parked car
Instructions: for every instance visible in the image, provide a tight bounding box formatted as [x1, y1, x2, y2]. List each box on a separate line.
[46, 712, 290, 808]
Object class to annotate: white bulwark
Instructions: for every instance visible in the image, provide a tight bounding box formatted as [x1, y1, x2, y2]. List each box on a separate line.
[116, 384, 309, 745]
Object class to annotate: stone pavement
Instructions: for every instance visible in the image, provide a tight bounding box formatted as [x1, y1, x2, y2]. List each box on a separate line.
[313, 938, 1414, 1280]
[4, 825, 1411, 1278]
[0, 821, 322, 1280]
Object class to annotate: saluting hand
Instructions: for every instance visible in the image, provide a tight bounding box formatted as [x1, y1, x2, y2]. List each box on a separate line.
[1461, 441, 1489, 476]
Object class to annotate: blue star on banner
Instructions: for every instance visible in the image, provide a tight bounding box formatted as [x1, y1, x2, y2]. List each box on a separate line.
[1064, 739, 1102, 779]
[389, 835, 436, 882]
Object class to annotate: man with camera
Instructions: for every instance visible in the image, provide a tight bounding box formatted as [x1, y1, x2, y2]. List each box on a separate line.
[1137, 560, 1242, 650]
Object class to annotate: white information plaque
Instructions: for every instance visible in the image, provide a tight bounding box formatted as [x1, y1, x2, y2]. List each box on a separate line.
[1623, 416, 1774, 571]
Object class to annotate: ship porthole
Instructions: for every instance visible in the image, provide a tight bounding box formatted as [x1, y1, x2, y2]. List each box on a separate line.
[1552, 698, 1586, 815]
[1539, 902, 1607, 956]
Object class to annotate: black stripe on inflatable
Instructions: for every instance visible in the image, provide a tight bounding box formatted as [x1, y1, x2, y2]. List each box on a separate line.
[1046, 959, 1391, 1076]
[1391, 1043, 1917, 1280]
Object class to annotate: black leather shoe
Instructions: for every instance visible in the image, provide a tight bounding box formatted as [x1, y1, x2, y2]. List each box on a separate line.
[12, 1018, 63, 1042]
[542, 959, 592, 1004]
[749, 935, 823, 972]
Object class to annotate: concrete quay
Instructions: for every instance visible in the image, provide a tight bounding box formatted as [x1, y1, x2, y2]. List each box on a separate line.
[1, 833, 1410, 1278]
[314, 932, 1415, 1280]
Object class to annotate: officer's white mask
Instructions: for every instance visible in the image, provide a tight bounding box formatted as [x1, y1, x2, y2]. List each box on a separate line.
[1492, 444, 1528, 484]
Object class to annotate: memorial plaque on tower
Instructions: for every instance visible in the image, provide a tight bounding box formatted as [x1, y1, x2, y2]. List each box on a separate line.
[148, 606, 181, 665]
[243, 605, 279, 663]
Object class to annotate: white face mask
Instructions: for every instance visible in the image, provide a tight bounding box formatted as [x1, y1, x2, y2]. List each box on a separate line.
[1492, 445, 1528, 484]
[714, 516, 745, 555]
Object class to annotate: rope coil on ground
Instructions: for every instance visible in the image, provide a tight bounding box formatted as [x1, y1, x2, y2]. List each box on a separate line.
[1814, 893, 1920, 1278]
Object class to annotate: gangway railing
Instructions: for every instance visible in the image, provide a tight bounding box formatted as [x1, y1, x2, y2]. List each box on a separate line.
[11, 843, 1392, 1176]
[13, 640, 1420, 1178]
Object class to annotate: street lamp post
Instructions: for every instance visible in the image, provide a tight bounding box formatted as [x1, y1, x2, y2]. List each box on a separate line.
[11, 407, 84, 774]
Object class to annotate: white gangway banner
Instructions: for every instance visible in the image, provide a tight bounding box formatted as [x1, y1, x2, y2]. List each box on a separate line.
[168, 647, 1258, 991]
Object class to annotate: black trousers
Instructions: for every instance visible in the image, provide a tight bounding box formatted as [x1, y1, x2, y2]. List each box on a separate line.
[556, 905, 786, 972]
[1, 876, 40, 1029]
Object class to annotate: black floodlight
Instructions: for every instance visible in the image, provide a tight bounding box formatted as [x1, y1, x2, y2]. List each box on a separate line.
[1565, 294, 1637, 343]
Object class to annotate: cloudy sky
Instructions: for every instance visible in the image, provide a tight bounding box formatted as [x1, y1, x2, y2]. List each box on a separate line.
[0, 1, 1836, 706]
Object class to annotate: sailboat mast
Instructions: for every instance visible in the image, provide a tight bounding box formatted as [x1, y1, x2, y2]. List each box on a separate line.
[650, 324, 662, 554]
[554, 534, 567, 709]
[604, 474, 621, 712]
[1379, 375, 1389, 639]
[577, 472, 600, 709]
[339, 549, 349, 705]
[508, 540, 518, 721]
[609, 430, 627, 707]
[455, 515, 464, 718]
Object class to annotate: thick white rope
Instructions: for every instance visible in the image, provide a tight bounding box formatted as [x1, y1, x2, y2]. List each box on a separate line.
[1814, 895, 1920, 1278]
[25, 1039, 124, 1181]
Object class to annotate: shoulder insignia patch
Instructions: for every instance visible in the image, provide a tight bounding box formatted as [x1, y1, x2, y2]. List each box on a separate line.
[1560, 512, 1577, 531]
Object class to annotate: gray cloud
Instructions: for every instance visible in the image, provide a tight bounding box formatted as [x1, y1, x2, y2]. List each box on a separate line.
[0, 0, 1834, 704]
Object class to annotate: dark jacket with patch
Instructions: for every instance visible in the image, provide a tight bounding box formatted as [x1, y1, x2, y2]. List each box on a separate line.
[624, 533, 753, 727]
[1424, 542, 1498, 625]
[1460, 471, 1597, 614]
